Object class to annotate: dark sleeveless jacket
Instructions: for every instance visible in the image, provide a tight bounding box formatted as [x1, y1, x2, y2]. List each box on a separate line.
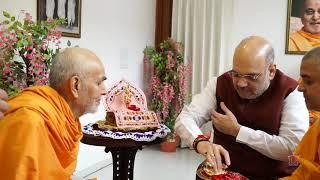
[214, 70, 298, 179]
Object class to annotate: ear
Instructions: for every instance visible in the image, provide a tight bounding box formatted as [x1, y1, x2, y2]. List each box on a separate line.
[268, 64, 276, 80]
[70, 75, 81, 98]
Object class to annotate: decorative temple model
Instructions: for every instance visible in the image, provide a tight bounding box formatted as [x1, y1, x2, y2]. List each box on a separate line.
[97, 79, 160, 132]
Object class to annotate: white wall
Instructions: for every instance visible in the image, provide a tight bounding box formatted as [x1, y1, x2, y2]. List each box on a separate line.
[1, 0, 304, 176]
[231, 0, 303, 79]
[0, 0, 156, 176]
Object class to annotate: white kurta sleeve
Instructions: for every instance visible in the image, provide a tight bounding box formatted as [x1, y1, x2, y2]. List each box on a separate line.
[174, 77, 218, 148]
[236, 88, 309, 161]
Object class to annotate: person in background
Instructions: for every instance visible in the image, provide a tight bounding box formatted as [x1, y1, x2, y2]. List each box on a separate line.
[289, 0, 320, 52]
[0, 48, 107, 179]
[281, 46, 320, 179]
[175, 36, 309, 179]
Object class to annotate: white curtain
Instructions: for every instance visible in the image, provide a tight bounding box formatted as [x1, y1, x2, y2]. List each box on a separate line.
[171, 0, 235, 95]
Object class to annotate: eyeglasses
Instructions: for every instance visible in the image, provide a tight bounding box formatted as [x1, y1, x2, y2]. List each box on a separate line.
[229, 70, 262, 81]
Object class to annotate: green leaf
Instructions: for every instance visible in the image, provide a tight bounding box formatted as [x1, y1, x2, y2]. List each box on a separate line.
[44, 54, 50, 60]
[22, 40, 28, 47]
[3, 11, 10, 18]
[3, 20, 10, 25]
[17, 21, 22, 27]
[12, 21, 19, 29]
[7, 26, 13, 31]
[17, 41, 23, 48]
[10, 16, 15, 21]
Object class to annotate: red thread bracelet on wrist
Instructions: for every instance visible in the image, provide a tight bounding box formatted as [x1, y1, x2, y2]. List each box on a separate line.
[193, 134, 210, 153]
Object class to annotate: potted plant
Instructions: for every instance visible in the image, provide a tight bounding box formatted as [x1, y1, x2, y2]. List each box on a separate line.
[143, 38, 191, 152]
[0, 11, 64, 96]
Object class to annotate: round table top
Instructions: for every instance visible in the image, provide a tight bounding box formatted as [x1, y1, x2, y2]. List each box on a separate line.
[81, 132, 162, 148]
[81, 123, 168, 148]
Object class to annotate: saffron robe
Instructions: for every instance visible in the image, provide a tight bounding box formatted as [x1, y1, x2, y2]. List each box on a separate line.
[289, 29, 320, 52]
[309, 110, 320, 126]
[0, 86, 83, 180]
[281, 111, 320, 179]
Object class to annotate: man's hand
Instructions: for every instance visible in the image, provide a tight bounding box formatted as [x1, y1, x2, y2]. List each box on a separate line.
[211, 102, 240, 137]
[196, 141, 231, 174]
[0, 89, 9, 119]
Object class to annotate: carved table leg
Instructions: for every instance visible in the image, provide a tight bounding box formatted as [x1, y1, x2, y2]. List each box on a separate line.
[105, 146, 142, 180]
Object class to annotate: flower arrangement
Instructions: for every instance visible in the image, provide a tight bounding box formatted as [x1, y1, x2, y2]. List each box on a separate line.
[143, 38, 191, 132]
[0, 11, 64, 96]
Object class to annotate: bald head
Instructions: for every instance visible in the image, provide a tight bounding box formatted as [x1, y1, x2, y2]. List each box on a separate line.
[303, 0, 320, 7]
[299, 46, 320, 111]
[234, 36, 274, 65]
[49, 48, 103, 89]
[302, 46, 320, 68]
[232, 36, 277, 99]
[49, 48, 107, 118]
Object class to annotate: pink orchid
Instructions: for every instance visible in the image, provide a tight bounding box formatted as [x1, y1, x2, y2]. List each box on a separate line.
[144, 38, 192, 129]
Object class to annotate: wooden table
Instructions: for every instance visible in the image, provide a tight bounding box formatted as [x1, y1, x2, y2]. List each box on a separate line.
[81, 131, 161, 180]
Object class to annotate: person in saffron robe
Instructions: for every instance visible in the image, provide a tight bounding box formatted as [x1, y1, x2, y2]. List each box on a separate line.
[289, 0, 320, 52]
[175, 36, 309, 179]
[281, 46, 320, 179]
[0, 48, 107, 179]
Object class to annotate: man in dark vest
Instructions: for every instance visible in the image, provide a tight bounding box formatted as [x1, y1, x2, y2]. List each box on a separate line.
[175, 36, 309, 179]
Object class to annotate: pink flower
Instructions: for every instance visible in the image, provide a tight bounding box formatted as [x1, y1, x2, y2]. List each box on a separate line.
[41, 43, 47, 50]
[27, 45, 33, 51]
[144, 38, 191, 129]
[2, 65, 10, 75]
[25, 53, 34, 60]
[162, 111, 169, 120]
[147, 75, 160, 96]
[156, 83, 175, 119]
[7, 77, 14, 82]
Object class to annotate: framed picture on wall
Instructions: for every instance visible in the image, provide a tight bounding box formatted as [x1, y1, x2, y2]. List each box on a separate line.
[285, 0, 320, 55]
[37, 0, 82, 38]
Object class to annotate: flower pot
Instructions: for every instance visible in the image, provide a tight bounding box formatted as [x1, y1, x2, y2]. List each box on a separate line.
[160, 140, 177, 152]
[160, 133, 179, 152]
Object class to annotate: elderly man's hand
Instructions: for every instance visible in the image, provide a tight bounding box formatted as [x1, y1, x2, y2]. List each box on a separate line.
[211, 102, 241, 137]
[0, 89, 10, 119]
[197, 141, 231, 174]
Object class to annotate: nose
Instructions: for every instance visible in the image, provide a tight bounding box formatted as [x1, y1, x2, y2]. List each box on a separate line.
[100, 83, 107, 96]
[236, 78, 248, 88]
